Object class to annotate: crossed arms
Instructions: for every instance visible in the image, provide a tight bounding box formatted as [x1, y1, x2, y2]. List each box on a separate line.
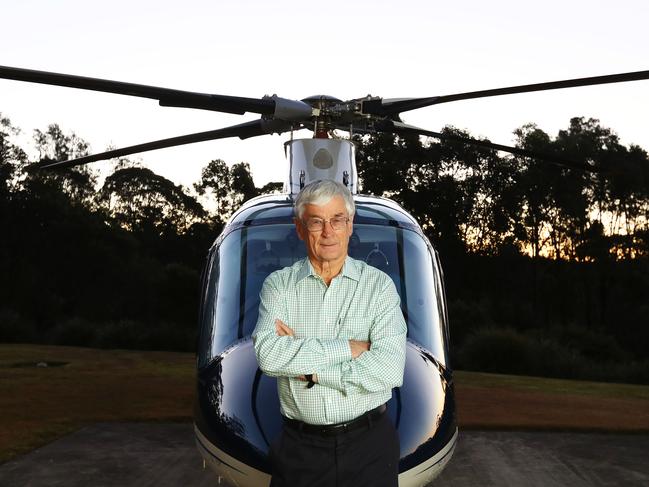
[252, 277, 407, 395]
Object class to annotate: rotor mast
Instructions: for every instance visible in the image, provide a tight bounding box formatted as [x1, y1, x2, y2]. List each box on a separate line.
[284, 95, 360, 196]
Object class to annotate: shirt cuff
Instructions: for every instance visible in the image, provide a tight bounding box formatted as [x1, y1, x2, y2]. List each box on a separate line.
[323, 338, 353, 365]
[316, 365, 344, 393]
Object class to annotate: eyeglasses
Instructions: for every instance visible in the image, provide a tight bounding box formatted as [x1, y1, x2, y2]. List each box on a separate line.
[302, 216, 350, 232]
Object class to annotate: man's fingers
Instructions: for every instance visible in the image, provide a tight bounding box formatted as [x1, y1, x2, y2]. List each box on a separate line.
[278, 322, 294, 336]
[275, 319, 295, 336]
[349, 340, 371, 358]
[276, 324, 291, 336]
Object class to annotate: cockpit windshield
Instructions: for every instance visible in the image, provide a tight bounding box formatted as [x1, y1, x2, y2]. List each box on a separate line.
[198, 222, 448, 368]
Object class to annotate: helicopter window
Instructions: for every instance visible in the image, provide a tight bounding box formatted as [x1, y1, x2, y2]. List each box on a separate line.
[200, 223, 447, 366]
[233, 201, 293, 223]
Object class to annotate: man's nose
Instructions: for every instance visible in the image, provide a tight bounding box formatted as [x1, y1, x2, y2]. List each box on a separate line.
[321, 220, 335, 236]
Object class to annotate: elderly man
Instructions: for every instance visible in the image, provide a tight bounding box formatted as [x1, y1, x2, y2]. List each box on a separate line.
[252, 179, 407, 487]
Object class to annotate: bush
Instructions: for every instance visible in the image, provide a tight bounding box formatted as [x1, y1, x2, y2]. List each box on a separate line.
[0, 308, 36, 343]
[138, 320, 196, 352]
[94, 319, 196, 352]
[457, 326, 585, 378]
[456, 325, 649, 384]
[93, 319, 150, 350]
[447, 298, 494, 346]
[542, 324, 629, 363]
[49, 317, 97, 346]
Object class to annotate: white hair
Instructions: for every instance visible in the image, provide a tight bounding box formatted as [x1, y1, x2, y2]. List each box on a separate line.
[294, 179, 355, 219]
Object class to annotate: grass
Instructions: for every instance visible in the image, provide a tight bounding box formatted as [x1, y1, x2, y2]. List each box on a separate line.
[0, 344, 195, 463]
[454, 370, 649, 432]
[454, 370, 649, 400]
[2, 344, 649, 464]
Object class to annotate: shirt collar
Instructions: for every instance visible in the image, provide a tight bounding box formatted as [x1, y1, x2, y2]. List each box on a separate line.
[296, 256, 360, 284]
[341, 256, 361, 282]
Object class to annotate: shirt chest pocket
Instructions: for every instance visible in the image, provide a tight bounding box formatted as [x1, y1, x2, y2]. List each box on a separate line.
[338, 312, 372, 341]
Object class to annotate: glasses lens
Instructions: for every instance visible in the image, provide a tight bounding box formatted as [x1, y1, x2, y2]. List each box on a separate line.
[304, 217, 348, 232]
[306, 218, 323, 232]
[330, 217, 347, 230]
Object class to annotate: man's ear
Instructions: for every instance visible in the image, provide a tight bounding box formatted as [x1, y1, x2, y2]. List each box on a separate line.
[294, 218, 305, 241]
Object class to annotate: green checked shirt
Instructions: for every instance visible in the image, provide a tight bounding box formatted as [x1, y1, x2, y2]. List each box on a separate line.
[252, 256, 407, 425]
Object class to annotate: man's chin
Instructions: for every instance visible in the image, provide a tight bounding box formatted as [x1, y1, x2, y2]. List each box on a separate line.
[322, 246, 343, 254]
[315, 250, 344, 262]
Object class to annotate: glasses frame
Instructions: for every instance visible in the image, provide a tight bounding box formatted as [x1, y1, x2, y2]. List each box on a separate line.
[301, 216, 351, 233]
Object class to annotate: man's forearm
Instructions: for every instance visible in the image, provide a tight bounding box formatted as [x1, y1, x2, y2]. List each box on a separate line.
[316, 333, 406, 393]
[253, 329, 352, 377]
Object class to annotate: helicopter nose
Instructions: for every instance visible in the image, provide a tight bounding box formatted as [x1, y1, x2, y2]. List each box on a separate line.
[394, 343, 457, 484]
[195, 339, 278, 481]
[194, 339, 457, 487]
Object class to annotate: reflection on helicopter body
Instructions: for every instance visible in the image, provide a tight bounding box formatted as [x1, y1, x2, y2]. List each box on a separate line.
[194, 194, 458, 487]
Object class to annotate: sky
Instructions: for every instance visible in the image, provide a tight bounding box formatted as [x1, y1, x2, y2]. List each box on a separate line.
[1, 0, 648, 191]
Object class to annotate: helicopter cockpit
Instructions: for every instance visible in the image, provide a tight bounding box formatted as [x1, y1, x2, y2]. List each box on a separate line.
[197, 194, 450, 371]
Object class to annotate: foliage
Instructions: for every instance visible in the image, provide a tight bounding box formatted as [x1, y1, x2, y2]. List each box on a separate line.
[0, 116, 282, 353]
[194, 159, 284, 222]
[32, 124, 98, 206]
[457, 325, 649, 384]
[0, 113, 647, 384]
[100, 166, 205, 234]
[355, 117, 649, 260]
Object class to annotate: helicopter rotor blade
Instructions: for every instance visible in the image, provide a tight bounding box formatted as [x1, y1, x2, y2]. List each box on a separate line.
[367, 69, 649, 116]
[0, 65, 313, 119]
[34, 119, 292, 170]
[378, 120, 604, 173]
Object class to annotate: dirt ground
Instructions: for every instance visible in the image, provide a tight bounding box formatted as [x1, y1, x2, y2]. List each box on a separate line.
[457, 384, 649, 432]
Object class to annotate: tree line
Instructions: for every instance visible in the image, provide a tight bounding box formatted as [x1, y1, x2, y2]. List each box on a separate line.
[0, 116, 276, 352]
[354, 120, 649, 383]
[1, 113, 648, 383]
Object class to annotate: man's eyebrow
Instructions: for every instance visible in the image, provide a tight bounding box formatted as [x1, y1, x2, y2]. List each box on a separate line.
[306, 211, 347, 219]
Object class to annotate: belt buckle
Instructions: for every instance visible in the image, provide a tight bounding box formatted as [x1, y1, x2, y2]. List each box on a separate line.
[338, 422, 350, 434]
[323, 422, 347, 436]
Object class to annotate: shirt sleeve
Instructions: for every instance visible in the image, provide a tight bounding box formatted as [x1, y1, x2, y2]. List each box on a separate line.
[316, 278, 407, 394]
[252, 273, 352, 377]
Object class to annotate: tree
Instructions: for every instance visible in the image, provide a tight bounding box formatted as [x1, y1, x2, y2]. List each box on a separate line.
[230, 162, 258, 206]
[101, 167, 205, 235]
[0, 115, 28, 200]
[195, 159, 282, 222]
[355, 128, 514, 256]
[194, 159, 234, 221]
[32, 124, 97, 207]
[511, 124, 559, 258]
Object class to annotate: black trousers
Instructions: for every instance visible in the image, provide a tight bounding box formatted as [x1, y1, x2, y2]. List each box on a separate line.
[269, 412, 399, 487]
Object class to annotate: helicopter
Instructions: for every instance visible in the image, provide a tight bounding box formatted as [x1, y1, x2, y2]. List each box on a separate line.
[1, 64, 648, 486]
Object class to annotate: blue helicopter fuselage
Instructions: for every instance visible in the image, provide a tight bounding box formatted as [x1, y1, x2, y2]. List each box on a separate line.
[194, 193, 457, 487]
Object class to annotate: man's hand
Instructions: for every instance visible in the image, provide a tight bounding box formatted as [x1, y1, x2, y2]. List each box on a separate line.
[275, 319, 295, 337]
[349, 340, 370, 359]
[297, 373, 318, 384]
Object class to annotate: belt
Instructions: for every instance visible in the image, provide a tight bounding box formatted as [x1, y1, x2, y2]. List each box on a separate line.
[283, 404, 387, 437]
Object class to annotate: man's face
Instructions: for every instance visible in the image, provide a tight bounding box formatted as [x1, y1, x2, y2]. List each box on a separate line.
[295, 195, 353, 266]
